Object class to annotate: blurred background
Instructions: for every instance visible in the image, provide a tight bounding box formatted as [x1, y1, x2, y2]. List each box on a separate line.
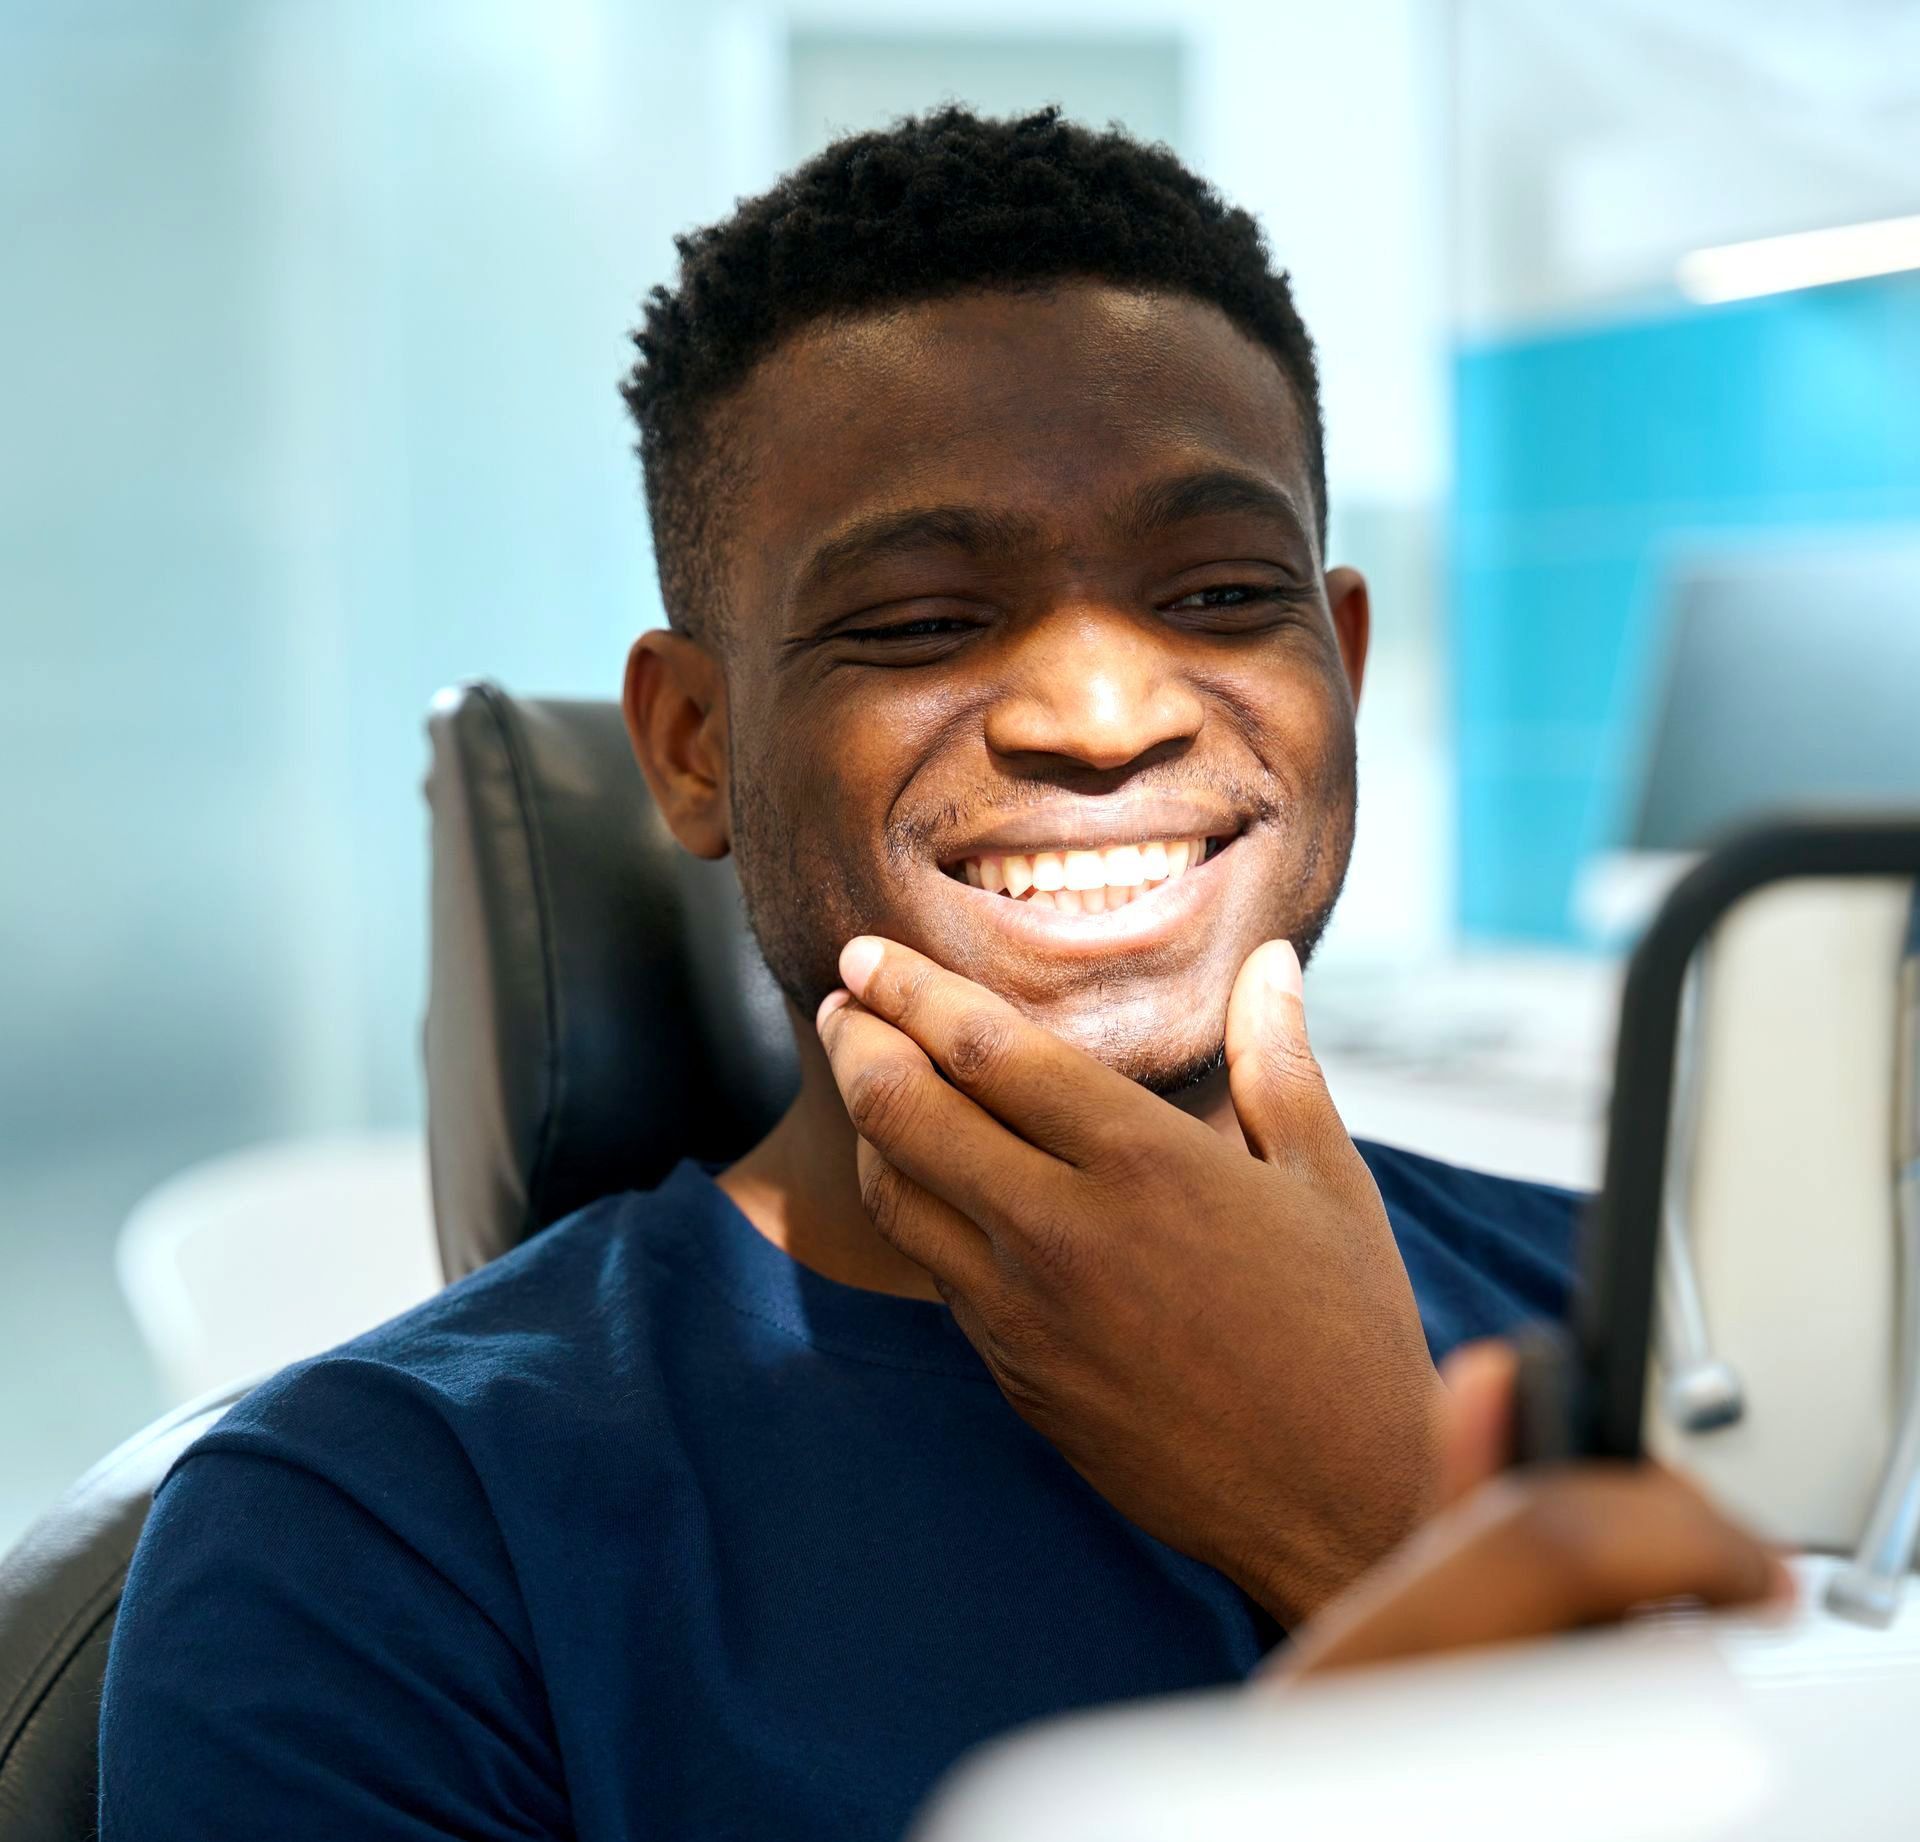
[4, 0, 1918, 1547]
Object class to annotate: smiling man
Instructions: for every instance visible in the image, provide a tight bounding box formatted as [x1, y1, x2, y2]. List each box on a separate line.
[99, 110, 1598, 1841]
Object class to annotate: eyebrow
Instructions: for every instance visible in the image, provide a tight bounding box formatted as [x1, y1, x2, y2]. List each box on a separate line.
[1112, 467, 1310, 543]
[790, 465, 1309, 612]
[794, 504, 1045, 603]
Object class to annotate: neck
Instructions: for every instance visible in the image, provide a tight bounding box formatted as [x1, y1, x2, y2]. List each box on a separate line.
[717, 1003, 1247, 1302]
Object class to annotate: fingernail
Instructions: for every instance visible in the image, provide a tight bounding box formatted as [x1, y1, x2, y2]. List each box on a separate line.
[1263, 939, 1303, 1000]
[839, 936, 884, 998]
[815, 988, 850, 1033]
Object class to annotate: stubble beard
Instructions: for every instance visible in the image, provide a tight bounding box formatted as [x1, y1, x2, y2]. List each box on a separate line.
[725, 737, 1356, 1101]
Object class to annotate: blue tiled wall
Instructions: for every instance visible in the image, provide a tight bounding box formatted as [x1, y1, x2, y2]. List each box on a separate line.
[1452, 272, 1920, 941]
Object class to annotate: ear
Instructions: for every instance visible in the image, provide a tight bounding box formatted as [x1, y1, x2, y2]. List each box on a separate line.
[623, 629, 731, 860]
[1323, 566, 1371, 710]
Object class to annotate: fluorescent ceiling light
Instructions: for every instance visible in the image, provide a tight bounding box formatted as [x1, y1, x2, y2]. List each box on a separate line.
[1678, 213, 1920, 303]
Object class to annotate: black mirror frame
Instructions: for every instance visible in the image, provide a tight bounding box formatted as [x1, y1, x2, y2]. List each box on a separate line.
[1571, 814, 1920, 1461]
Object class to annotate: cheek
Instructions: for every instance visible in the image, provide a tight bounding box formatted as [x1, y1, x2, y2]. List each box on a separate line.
[729, 708, 907, 955]
[760, 676, 959, 878]
[1238, 656, 1356, 807]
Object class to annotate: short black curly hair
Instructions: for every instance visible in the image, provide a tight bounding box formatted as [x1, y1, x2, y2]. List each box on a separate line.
[621, 105, 1325, 643]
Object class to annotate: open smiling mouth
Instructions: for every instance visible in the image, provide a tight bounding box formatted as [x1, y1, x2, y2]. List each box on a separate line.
[940, 833, 1238, 915]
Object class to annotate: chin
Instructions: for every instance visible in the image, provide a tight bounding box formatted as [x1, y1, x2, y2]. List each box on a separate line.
[1032, 991, 1230, 1095]
[1137, 1041, 1229, 1099]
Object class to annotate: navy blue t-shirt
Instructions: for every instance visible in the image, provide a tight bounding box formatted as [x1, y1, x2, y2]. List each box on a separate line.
[99, 1147, 1578, 1842]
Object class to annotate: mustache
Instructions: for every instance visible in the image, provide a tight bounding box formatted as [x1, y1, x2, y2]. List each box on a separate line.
[890, 768, 1289, 863]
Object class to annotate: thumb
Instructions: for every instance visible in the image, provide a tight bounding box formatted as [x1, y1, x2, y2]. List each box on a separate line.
[1225, 938, 1329, 1162]
[1437, 1340, 1520, 1507]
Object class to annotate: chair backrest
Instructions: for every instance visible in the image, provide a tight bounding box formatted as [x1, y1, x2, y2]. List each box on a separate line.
[0, 1380, 254, 1842]
[423, 681, 800, 1277]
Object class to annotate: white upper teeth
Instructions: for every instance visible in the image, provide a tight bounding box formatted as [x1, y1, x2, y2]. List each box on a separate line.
[958, 836, 1210, 904]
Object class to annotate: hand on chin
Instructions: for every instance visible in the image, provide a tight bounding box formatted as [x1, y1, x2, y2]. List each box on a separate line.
[815, 931, 1444, 1629]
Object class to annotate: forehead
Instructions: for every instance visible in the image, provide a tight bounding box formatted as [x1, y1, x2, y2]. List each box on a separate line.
[720, 284, 1316, 616]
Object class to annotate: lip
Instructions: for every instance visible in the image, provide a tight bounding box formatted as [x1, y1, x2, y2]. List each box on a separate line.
[935, 796, 1247, 868]
[943, 833, 1243, 956]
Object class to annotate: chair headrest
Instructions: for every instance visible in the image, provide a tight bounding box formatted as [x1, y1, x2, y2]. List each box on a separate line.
[424, 682, 799, 1280]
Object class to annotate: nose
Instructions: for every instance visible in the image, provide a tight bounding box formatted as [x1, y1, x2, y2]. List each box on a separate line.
[983, 608, 1204, 772]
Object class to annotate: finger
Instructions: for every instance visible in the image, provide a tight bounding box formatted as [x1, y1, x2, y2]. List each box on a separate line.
[817, 996, 1057, 1225]
[837, 935, 1146, 1165]
[1223, 940, 1342, 1165]
[1278, 1464, 1788, 1680]
[1437, 1341, 1520, 1507]
[852, 1140, 1000, 1299]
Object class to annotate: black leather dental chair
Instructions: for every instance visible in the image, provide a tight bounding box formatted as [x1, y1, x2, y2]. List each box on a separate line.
[419, 681, 797, 1276]
[0, 682, 798, 1840]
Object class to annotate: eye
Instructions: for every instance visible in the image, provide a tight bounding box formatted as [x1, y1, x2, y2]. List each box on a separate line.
[826, 610, 987, 666]
[1169, 584, 1274, 609]
[849, 615, 977, 642]
[1162, 582, 1302, 628]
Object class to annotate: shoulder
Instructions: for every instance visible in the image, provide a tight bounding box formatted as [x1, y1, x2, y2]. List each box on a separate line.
[122, 1185, 694, 1654]
[1354, 1139, 1586, 1354]
[103, 1174, 717, 1837]
[1356, 1138, 1585, 1248]
[161, 1178, 701, 1526]
[213, 1189, 638, 1418]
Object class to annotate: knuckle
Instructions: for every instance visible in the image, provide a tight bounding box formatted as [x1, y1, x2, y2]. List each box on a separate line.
[986, 1359, 1048, 1421]
[1236, 1049, 1312, 1137]
[858, 1155, 909, 1233]
[889, 957, 940, 1027]
[944, 1011, 1016, 1088]
[1241, 1053, 1353, 1180]
[1089, 1122, 1155, 1194]
[844, 1057, 923, 1145]
[974, 1294, 1048, 1382]
[1019, 1203, 1084, 1289]
[1263, 1033, 1327, 1096]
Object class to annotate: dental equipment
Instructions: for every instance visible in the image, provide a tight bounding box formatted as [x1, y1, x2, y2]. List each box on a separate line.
[1826, 880, 1920, 1627]
[1655, 959, 1746, 1433]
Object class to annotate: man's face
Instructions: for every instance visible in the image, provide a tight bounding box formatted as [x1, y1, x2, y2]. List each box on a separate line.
[704, 283, 1361, 1095]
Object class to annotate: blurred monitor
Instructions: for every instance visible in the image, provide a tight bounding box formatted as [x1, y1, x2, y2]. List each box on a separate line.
[1578, 540, 1920, 941]
[1632, 545, 1920, 849]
